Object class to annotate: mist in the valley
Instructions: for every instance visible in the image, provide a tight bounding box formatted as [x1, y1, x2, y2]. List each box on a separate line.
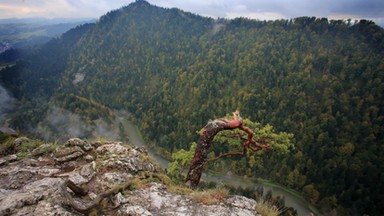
[0, 83, 130, 142]
[35, 106, 126, 142]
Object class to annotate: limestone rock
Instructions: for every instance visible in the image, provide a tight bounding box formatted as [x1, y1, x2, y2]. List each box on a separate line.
[99, 172, 133, 189]
[98, 143, 155, 173]
[0, 138, 262, 216]
[0, 160, 40, 189]
[34, 200, 79, 216]
[225, 195, 257, 211]
[84, 154, 94, 161]
[65, 138, 94, 152]
[0, 154, 17, 166]
[124, 182, 258, 216]
[63, 161, 96, 185]
[96, 142, 128, 155]
[112, 192, 127, 208]
[0, 178, 63, 215]
[37, 167, 61, 176]
[31, 143, 54, 157]
[118, 205, 153, 216]
[54, 146, 85, 162]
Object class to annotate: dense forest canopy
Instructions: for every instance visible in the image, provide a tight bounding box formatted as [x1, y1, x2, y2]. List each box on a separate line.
[1, 1, 383, 215]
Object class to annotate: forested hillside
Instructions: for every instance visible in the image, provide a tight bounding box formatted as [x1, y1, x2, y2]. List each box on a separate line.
[1, 1, 383, 215]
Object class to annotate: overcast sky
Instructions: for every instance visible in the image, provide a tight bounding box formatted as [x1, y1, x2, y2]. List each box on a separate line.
[0, 0, 383, 26]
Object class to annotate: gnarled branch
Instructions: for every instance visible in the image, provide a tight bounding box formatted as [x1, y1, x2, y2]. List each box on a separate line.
[61, 173, 163, 214]
[185, 111, 271, 187]
[61, 178, 137, 214]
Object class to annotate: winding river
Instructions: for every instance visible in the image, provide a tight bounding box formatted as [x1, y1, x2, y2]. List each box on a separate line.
[121, 119, 313, 215]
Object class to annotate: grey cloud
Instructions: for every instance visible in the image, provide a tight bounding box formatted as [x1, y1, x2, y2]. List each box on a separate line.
[151, 0, 384, 21]
[0, 0, 383, 26]
[331, 0, 384, 18]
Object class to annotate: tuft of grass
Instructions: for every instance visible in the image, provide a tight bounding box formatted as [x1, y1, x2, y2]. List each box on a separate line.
[191, 187, 229, 205]
[93, 137, 111, 144]
[0, 136, 16, 156]
[19, 141, 38, 152]
[1, 137, 46, 159]
[16, 140, 43, 160]
[255, 198, 281, 216]
[168, 184, 193, 195]
[128, 178, 141, 191]
[153, 173, 172, 186]
[31, 143, 55, 157]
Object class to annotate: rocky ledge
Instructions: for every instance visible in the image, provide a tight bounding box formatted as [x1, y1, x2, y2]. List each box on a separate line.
[0, 138, 259, 215]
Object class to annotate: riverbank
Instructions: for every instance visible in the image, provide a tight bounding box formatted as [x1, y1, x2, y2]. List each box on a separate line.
[257, 179, 320, 215]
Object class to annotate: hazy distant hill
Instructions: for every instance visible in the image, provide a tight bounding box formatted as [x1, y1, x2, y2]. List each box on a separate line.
[0, 18, 95, 52]
[1, 1, 383, 215]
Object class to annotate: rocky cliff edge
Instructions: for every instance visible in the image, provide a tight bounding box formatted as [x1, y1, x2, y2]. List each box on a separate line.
[0, 137, 260, 216]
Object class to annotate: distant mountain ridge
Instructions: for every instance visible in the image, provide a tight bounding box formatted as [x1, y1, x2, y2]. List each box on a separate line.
[0, 17, 95, 24]
[0, 18, 95, 51]
[1, 1, 383, 215]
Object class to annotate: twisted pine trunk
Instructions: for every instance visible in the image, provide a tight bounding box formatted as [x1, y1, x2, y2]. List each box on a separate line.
[185, 112, 243, 187]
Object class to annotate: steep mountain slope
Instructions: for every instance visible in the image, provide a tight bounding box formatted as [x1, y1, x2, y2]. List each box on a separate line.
[1, 1, 383, 215]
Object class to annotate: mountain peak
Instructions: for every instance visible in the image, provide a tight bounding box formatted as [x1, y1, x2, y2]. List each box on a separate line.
[133, 0, 150, 5]
[127, 0, 152, 10]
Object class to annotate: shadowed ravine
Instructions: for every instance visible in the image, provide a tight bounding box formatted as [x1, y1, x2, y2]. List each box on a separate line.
[122, 119, 313, 215]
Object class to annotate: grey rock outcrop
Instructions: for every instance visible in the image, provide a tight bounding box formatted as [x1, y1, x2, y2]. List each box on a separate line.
[54, 146, 85, 163]
[0, 137, 260, 216]
[123, 182, 257, 216]
[65, 138, 94, 152]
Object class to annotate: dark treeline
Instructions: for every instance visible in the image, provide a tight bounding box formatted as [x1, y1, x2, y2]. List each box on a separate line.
[1, 1, 383, 215]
